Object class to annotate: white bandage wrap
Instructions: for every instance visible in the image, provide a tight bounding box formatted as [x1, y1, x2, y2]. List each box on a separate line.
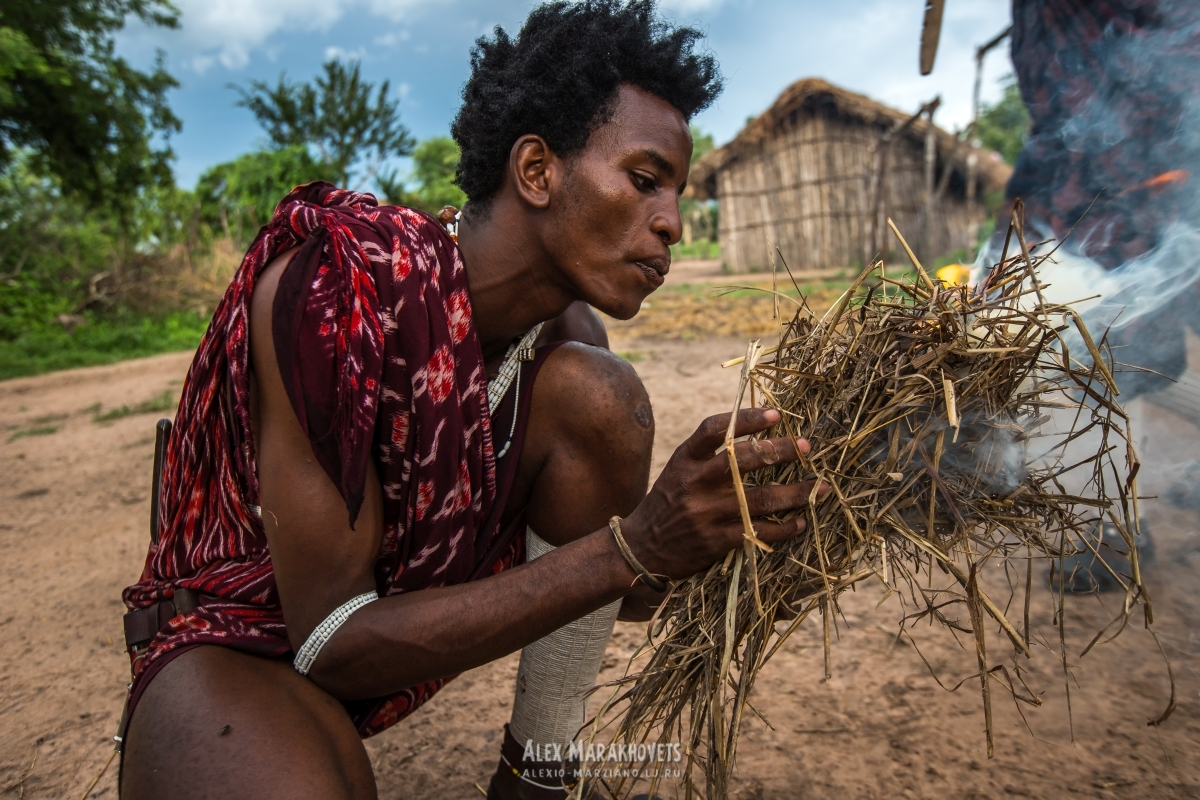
[293, 590, 378, 676]
[509, 528, 621, 753]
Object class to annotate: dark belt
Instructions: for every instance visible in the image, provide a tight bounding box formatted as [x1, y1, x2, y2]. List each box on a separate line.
[122, 587, 206, 652]
[115, 586, 212, 755]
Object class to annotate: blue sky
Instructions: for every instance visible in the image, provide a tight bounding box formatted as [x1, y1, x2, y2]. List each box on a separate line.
[118, 0, 1015, 189]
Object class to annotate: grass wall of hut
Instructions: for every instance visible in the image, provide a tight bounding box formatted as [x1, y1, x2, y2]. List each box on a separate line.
[690, 79, 1012, 274]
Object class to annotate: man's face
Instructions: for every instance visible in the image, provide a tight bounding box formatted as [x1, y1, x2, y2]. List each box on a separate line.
[543, 84, 692, 320]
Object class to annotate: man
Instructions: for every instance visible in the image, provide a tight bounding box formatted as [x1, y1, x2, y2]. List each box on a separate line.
[997, 0, 1200, 398]
[118, 2, 820, 798]
[988, 0, 1200, 591]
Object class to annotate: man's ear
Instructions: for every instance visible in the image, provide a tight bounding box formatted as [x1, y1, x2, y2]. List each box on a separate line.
[508, 134, 558, 210]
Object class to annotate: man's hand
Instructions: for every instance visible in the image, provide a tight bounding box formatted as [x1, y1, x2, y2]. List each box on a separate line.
[620, 408, 822, 581]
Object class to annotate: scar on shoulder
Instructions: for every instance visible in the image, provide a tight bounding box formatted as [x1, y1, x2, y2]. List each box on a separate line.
[634, 401, 653, 430]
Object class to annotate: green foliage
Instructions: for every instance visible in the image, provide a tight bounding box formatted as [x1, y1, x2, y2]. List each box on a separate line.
[378, 136, 467, 214]
[670, 240, 721, 260]
[0, 24, 60, 106]
[8, 424, 57, 441]
[197, 146, 335, 241]
[0, 0, 181, 214]
[933, 248, 970, 270]
[0, 308, 209, 380]
[679, 125, 718, 249]
[690, 126, 714, 165]
[93, 388, 175, 422]
[0, 154, 212, 379]
[0, 157, 128, 334]
[232, 59, 415, 187]
[977, 75, 1030, 165]
[0, 156, 195, 306]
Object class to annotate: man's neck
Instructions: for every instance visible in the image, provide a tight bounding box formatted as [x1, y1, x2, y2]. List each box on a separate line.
[456, 194, 576, 362]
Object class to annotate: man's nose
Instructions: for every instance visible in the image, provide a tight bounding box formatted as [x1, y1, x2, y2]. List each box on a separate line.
[651, 199, 683, 246]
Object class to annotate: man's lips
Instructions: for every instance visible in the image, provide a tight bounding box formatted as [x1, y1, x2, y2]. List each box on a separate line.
[633, 257, 670, 288]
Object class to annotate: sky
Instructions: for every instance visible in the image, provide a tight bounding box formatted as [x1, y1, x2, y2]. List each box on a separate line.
[118, 0, 1016, 190]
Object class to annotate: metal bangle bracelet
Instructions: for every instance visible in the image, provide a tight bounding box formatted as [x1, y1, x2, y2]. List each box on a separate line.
[608, 516, 668, 593]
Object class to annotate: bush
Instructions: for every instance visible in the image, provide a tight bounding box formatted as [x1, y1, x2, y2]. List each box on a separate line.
[977, 75, 1030, 166]
[0, 156, 225, 378]
[196, 146, 336, 243]
[377, 136, 467, 214]
[0, 308, 209, 379]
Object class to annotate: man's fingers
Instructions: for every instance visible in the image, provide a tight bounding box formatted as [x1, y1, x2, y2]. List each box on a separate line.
[684, 409, 782, 460]
[744, 516, 807, 545]
[742, 480, 825, 517]
[723, 435, 808, 475]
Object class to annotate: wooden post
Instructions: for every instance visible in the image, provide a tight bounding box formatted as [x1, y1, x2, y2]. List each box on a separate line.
[868, 101, 935, 264]
[921, 97, 941, 263]
[966, 151, 979, 250]
[720, 170, 738, 272]
[968, 26, 1012, 252]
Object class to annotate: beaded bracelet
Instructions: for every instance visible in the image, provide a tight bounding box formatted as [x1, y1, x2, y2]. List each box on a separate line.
[608, 516, 668, 593]
[293, 590, 379, 676]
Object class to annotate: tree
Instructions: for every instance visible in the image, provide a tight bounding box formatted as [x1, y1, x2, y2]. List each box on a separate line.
[680, 124, 718, 247]
[0, 0, 180, 212]
[977, 75, 1030, 165]
[196, 146, 336, 242]
[690, 126, 715, 165]
[377, 136, 466, 214]
[233, 59, 415, 188]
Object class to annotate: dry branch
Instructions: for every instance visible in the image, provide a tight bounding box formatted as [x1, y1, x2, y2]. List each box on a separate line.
[592, 219, 1158, 800]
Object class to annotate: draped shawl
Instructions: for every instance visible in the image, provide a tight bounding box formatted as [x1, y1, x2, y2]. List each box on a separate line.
[123, 182, 508, 734]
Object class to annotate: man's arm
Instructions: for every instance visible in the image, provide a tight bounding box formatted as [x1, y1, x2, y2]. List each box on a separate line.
[251, 251, 816, 701]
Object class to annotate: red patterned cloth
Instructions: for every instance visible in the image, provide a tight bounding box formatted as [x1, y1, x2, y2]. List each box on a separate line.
[122, 182, 518, 735]
[1008, 0, 1200, 266]
[1004, 0, 1200, 396]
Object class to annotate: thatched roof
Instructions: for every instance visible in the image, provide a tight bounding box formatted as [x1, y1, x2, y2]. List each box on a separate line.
[687, 77, 1013, 201]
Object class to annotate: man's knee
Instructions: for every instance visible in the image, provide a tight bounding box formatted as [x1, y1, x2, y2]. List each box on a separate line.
[554, 342, 651, 445]
[525, 343, 654, 546]
[122, 646, 375, 800]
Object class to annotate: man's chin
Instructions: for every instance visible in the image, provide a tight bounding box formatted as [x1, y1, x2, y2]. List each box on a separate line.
[593, 290, 655, 321]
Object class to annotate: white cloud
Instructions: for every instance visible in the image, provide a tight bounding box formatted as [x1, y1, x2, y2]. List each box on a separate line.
[364, 0, 427, 23]
[659, 0, 730, 13]
[173, 0, 348, 71]
[325, 44, 368, 61]
[118, 0, 448, 75]
[374, 30, 412, 47]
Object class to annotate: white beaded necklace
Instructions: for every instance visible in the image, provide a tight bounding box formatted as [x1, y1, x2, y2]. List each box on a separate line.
[488, 322, 544, 459]
[441, 209, 541, 457]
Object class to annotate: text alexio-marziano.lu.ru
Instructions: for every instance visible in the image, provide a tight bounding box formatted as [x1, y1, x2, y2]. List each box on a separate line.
[522, 740, 684, 765]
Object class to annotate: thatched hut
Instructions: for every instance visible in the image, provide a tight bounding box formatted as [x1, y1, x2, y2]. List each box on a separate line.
[687, 78, 1012, 273]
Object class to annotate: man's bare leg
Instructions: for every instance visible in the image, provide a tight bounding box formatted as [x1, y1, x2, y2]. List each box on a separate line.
[121, 645, 375, 800]
[488, 336, 656, 799]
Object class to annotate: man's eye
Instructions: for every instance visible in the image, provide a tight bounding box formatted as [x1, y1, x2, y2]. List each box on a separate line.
[633, 173, 657, 192]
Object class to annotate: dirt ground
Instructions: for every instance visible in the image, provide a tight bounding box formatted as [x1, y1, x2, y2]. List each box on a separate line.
[2, 328, 1199, 799]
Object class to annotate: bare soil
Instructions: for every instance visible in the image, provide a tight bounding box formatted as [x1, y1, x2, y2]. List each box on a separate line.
[1, 336, 1198, 799]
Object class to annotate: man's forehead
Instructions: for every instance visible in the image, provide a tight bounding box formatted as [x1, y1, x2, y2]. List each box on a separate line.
[591, 85, 691, 160]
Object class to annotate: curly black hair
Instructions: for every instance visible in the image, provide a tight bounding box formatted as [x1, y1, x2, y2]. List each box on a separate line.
[450, 0, 722, 208]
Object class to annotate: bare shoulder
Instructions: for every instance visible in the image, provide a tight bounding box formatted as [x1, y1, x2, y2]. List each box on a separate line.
[534, 342, 653, 440]
[536, 301, 609, 349]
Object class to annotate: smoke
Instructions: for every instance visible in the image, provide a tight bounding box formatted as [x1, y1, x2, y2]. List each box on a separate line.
[1031, 223, 1200, 333]
[977, 0, 1200, 401]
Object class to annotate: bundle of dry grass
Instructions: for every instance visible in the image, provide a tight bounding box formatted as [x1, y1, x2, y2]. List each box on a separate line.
[589, 219, 1166, 800]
